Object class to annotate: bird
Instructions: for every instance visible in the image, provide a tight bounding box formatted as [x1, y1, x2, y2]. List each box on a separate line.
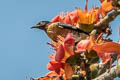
[31, 21, 89, 42]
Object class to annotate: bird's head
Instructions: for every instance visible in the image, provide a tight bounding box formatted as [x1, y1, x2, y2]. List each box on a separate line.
[31, 21, 50, 30]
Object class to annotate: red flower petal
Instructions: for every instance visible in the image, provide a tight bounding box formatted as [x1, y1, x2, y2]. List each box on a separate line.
[93, 42, 120, 54]
[100, 0, 115, 17]
[97, 52, 111, 64]
[51, 15, 61, 22]
[47, 62, 54, 71]
[75, 40, 90, 53]
[47, 61, 64, 74]
[55, 44, 65, 62]
[64, 63, 74, 79]
[64, 33, 75, 55]
[69, 10, 79, 25]
[63, 12, 72, 25]
[64, 33, 75, 45]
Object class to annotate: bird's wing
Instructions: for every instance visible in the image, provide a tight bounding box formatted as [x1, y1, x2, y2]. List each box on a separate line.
[55, 22, 89, 35]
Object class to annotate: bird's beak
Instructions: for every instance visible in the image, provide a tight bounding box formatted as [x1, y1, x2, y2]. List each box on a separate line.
[31, 25, 40, 29]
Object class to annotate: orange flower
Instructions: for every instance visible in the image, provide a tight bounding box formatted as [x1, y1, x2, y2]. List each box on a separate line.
[75, 34, 96, 53]
[64, 63, 74, 80]
[51, 15, 62, 23]
[92, 42, 120, 63]
[55, 44, 65, 62]
[63, 12, 72, 25]
[69, 10, 79, 25]
[50, 10, 79, 26]
[76, 8, 100, 33]
[46, 33, 75, 75]
[46, 55, 65, 75]
[101, 0, 115, 17]
[77, 9, 98, 24]
[47, 60, 64, 74]
[75, 34, 116, 63]
[75, 39, 90, 53]
[97, 52, 111, 64]
[77, 0, 100, 24]
[53, 33, 75, 62]
[93, 42, 120, 54]
[63, 33, 75, 59]
[50, 0, 100, 26]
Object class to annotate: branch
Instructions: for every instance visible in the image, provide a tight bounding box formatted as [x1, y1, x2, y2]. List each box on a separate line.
[93, 65, 119, 80]
[94, 9, 120, 29]
[93, 55, 120, 80]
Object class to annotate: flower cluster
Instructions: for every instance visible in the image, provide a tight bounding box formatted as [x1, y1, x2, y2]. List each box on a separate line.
[32, 0, 120, 80]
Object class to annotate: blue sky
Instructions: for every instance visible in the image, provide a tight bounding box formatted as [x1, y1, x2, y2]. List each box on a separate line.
[0, 0, 120, 80]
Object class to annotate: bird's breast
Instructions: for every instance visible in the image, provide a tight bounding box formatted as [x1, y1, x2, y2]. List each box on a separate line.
[46, 23, 73, 41]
